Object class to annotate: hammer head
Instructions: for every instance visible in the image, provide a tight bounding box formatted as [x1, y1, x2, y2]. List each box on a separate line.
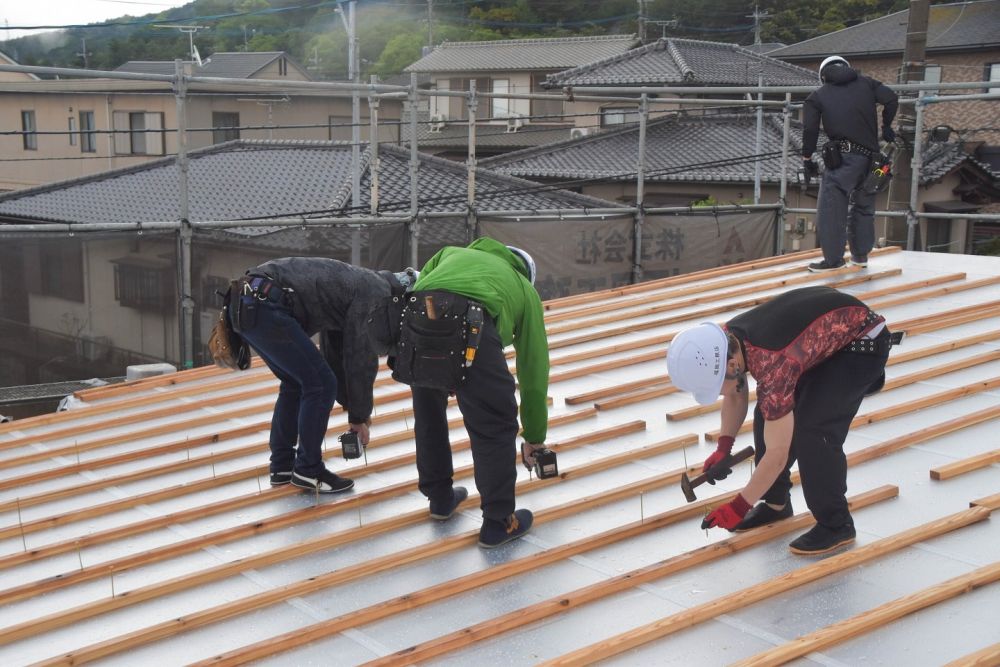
[680, 472, 697, 503]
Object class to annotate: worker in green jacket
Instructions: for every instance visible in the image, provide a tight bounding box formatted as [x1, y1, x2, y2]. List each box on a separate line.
[406, 237, 549, 548]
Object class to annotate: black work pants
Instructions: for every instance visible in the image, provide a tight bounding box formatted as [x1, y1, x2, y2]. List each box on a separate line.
[752, 336, 889, 528]
[411, 315, 519, 522]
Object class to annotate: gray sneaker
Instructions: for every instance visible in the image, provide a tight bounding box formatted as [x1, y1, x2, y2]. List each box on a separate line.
[807, 259, 846, 272]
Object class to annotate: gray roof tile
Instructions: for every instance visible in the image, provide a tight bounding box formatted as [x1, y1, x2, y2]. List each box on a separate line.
[483, 114, 987, 187]
[405, 35, 637, 73]
[115, 52, 311, 80]
[769, 0, 1000, 59]
[546, 38, 818, 87]
[114, 61, 181, 76]
[0, 140, 621, 225]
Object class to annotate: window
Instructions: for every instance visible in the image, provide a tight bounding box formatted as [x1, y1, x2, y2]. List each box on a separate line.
[112, 111, 164, 155]
[37, 241, 84, 302]
[212, 112, 241, 143]
[21, 111, 37, 150]
[986, 63, 1000, 95]
[114, 262, 173, 311]
[278, 57, 288, 76]
[79, 111, 97, 153]
[601, 107, 640, 127]
[926, 219, 952, 252]
[923, 65, 942, 96]
[491, 78, 510, 118]
[448, 77, 491, 120]
[68, 117, 77, 146]
[530, 74, 563, 121]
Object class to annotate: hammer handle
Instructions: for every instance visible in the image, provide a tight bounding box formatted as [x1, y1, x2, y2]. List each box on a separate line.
[689, 445, 755, 488]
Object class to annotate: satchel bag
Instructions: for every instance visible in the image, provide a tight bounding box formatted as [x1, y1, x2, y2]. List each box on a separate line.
[208, 286, 251, 371]
[821, 141, 843, 170]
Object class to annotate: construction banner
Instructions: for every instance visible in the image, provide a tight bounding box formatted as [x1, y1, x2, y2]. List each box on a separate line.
[641, 210, 776, 280]
[479, 210, 776, 300]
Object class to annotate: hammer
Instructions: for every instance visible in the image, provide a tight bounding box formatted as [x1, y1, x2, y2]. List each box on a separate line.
[680, 445, 755, 503]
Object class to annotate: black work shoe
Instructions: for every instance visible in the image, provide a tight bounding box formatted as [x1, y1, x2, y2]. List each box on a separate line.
[848, 255, 868, 267]
[269, 470, 293, 486]
[291, 469, 354, 494]
[478, 509, 533, 548]
[789, 522, 856, 555]
[429, 486, 468, 520]
[807, 259, 847, 273]
[732, 501, 794, 532]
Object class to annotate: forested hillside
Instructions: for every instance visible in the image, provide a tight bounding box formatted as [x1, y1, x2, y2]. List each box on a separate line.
[4, 0, 916, 79]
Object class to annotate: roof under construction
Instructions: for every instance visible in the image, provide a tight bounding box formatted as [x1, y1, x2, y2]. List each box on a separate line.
[0, 246, 998, 664]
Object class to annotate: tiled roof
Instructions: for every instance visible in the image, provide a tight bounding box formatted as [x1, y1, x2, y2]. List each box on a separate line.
[921, 140, 999, 183]
[483, 114, 990, 188]
[0, 140, 621, 225]
[546, 38, 818, 88]
[114, 52, 310, 80]
[404, 34, 637, 73]
[769, 0, 1000, 59]
[400, 110, 577, 150]
[545, 38, 817, 87]
[114, 61, 183, 76]
[483, 113, 809, 184]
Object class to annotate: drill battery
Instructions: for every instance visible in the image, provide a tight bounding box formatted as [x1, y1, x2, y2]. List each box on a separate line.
[340, 431, 364, 460]
[533, 446, 559, 479]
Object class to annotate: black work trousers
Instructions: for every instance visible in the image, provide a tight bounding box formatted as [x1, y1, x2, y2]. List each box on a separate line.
[411, 314, 519, 522]
[752, 336, 889, 529]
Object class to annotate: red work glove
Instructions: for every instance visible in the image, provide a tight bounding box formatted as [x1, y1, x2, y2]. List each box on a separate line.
[703, 435, 735, 473]
[700, 493, 752, 531]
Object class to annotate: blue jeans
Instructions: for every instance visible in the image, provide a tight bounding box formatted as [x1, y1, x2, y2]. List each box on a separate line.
[816, 151, 875, 265]
[235, 301, 337, 477]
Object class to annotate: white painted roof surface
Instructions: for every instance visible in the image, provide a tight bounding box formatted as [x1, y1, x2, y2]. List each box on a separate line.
[0, 247, 998, 664]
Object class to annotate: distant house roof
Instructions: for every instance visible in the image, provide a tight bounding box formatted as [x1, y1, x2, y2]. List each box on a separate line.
[114, 61, 181, 76]
[483, 113, 809, 185]
[0, 140, 620, 225]
[0, 49, 39, 81]
[405, 34, 638, 73]
[401, 110, 576, 152]
[545, 38, 817, 88]
[769, 0, 1000, 60]
[483, 113, 995, 189]
[115, 51, 311, 80]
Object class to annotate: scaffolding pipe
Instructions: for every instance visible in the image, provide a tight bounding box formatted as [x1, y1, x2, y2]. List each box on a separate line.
[634, 94, 648, 283]
[908, 93, 926, 251]
[173, 59, 195, 370]
[409, 72, 420, 268]
[777, 93, 792, 254]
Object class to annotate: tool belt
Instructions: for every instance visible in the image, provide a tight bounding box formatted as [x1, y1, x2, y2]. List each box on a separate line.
[391, 290, 485, 392]
[231, 274, 294, 334]
[208, 283, 251, 371]
[835, 139, 874, 158]
[840, 328, 904, 355]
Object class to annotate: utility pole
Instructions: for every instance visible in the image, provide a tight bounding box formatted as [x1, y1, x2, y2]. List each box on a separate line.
[746, 4, 770, 46]
[637, 0, 647, 43]
[337, 1, 362, 265]
[428, 0, 434, 49]
[889, 0, 929, 250]
[76, 38, 92, 69]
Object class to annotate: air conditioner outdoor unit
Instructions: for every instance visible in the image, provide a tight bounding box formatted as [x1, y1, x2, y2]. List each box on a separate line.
[506, 114, 524, 133]
[429, 114, 446, 132]
[569, 127, 591, 140]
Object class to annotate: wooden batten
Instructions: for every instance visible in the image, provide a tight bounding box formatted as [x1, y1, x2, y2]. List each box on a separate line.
[930, 449, 1000, 481]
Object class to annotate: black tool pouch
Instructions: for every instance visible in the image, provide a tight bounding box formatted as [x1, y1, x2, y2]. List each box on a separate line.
[231, 278, 258, 334]
[821, 141, 843, 170]
[392, 291, 472, 392]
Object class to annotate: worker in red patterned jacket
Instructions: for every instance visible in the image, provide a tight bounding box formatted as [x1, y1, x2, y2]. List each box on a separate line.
[666, 286, 898, 554]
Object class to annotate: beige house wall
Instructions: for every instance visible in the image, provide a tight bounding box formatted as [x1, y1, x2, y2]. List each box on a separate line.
[0, 87, 401, 191]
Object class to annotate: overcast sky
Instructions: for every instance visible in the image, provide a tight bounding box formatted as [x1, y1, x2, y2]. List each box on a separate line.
[1, 0, 191, 39]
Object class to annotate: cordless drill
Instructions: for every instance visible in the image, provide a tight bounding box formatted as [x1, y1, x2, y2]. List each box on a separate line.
[862, 143, 896, 194]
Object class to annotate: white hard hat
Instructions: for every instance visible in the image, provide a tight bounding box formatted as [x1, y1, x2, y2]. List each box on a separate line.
[506, 245, 536, 285]
[818, 55, 850, 82]
[666, 322, 729, 405]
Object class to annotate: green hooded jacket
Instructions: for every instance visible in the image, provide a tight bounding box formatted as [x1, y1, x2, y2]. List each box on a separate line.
[413, 237, 549, 443]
